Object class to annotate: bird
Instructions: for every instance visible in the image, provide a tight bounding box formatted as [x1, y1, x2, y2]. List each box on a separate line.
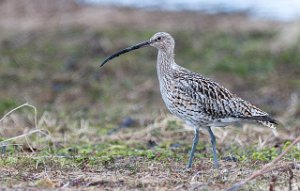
[100, 32, 277, 169]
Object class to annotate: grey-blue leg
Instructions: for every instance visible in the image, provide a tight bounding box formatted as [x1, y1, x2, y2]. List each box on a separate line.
[208, 127, 219, 168]
[187, 128, 199, 168]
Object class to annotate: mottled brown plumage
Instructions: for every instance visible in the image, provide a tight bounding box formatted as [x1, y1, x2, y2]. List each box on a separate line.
[101, 32, 277, 168]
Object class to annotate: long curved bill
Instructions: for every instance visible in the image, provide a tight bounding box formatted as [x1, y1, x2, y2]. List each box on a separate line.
[100, 40, 151, 67]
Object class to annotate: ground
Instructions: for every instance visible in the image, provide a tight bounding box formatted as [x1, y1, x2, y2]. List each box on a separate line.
[0, 1, 300, 190]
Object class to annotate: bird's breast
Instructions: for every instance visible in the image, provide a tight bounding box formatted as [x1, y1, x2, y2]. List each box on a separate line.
[158, 76, 210, 126]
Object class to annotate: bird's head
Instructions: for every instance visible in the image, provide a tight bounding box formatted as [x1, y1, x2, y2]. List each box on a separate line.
[149, 32, 175, 51]
[100, 32, 175, 67]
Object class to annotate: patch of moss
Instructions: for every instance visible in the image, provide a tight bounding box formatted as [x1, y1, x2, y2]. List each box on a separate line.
[251, 147, 278, 162]
[221, 143, 296, 162]
[282, 141, 300, 160]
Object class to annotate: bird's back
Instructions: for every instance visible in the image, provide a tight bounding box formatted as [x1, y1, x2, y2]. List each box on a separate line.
[159, 63, 276, 128]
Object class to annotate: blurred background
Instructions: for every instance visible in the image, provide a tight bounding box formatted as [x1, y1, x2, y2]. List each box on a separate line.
[1, 0, 300, 189]
[0, 0, 300, 148]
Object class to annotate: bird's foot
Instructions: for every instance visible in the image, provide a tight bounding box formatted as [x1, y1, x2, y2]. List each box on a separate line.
[175, 167, 192, 173]
[184, 166, 192, 172]
[211, 159, 220, 169]
[213, 162, 219, 169]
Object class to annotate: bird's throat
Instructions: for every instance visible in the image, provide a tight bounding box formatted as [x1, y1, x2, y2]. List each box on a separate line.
[157, 50, 174, 77]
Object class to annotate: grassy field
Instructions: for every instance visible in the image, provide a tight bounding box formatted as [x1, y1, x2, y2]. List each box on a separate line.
[0, 4, 300, 191]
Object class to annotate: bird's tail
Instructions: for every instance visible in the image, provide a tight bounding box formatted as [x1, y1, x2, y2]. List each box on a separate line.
[258, 120, 277, 129]
[240, 115, 280, 129]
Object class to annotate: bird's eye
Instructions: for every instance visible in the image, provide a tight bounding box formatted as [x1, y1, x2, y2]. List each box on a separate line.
[157, 37, 162, 41]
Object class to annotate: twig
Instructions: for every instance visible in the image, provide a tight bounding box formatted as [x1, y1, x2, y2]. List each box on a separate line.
[226, 134, 300, 191]
[0, 102, 38, 128]
[287, 167, 293, 191]
[0, 129, 48, 144]
[269, 175, 277, 191]
[0, 103, 50, 152]
[25, 134, 35, 153]
[0, 103, 29, 123]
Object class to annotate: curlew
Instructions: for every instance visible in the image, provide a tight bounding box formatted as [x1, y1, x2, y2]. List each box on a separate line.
[101, 32, 277, 168]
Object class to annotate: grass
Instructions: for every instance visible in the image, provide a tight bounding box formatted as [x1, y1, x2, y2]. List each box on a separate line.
[0, 104, 299, 190]
[0, 20, 300, 190]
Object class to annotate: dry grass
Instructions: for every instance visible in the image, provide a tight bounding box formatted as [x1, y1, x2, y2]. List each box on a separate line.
[1, 1, 300, 190]
[0, 101, 300, 190]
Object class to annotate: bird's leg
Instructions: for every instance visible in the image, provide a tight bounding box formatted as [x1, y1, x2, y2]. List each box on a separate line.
[187, 128, 199, 168]
[208, 127, 219, 168]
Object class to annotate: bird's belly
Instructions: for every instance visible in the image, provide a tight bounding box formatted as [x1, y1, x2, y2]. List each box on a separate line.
[161, 90, 211, 126]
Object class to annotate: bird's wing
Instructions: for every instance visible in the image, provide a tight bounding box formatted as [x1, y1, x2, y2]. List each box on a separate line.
[174, 71, 276, 125]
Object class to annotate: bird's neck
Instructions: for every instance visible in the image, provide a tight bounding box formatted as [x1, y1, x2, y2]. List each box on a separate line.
[157, 50, 175, 78]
